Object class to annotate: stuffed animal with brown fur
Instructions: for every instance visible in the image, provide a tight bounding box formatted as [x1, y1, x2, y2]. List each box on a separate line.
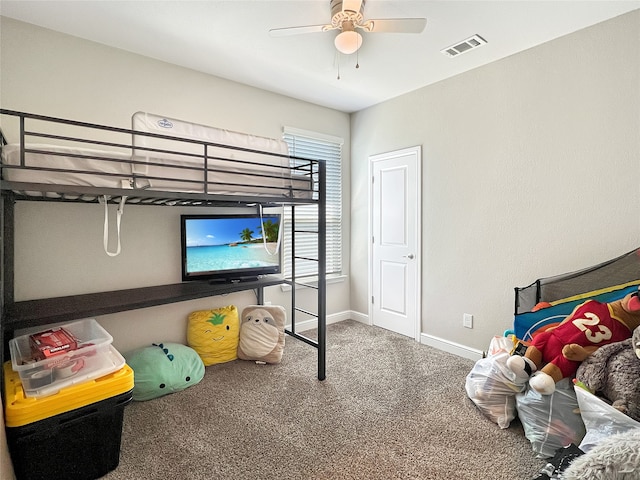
[575, 325, 640, 421]
[507, 289, 640, 395]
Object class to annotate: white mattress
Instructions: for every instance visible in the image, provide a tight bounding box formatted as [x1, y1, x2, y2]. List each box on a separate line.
[131, 112, 311, 197]
[1, 113, 312, 198]
[0, 144, 132, 189]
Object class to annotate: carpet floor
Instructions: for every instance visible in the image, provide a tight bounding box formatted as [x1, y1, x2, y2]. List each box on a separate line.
[104, 320, 545, 479]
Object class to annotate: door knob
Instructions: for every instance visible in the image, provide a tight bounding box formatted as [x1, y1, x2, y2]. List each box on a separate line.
[403, 254, 415, 259]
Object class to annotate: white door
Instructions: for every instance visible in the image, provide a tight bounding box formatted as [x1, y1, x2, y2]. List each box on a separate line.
[369, 146, 421, 340]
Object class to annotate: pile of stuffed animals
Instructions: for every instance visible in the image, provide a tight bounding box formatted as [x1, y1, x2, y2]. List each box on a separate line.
[466, 287, 640, 462]
[465, 285, 640, 480]
[506, 288, 640, 420]
[125, 304, 286, 401]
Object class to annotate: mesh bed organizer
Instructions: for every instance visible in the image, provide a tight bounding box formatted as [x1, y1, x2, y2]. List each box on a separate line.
[513, 247, 640, 341]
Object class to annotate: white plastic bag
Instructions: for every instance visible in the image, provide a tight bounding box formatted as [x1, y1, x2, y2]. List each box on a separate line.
[465, 336, 526, 428]
[516, 378, 585, 458]
[574, 385, 640, 453]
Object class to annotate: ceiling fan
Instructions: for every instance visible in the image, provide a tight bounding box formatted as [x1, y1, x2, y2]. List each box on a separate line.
[269, 0, 427, 55]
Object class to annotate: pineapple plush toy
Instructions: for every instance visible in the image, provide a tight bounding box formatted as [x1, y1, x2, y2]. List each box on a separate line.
[187, 305, 240, 366]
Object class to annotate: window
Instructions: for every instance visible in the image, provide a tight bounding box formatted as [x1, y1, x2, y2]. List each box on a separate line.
[282, 127, 343, 279]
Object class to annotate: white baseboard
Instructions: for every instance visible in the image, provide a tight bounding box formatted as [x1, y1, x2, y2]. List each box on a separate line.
[348, 310, 370, 325]
[420, 333, 484, 361]
[288, 311, 484, 361]
[285, 310, 352, 332]
[343, 311, 484, 360]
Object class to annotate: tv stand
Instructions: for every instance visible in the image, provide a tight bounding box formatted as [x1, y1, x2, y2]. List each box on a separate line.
[207, 275, 272, 285]
[229, 276, 259, 284]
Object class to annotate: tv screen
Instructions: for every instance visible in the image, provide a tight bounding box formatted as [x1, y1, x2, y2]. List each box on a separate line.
[181, 213, 282, 283]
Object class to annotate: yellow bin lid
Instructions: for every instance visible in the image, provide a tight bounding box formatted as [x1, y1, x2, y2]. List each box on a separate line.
[4, 360, 134, 427]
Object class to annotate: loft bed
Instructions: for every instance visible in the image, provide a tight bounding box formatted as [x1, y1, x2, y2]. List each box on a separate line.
[0, 109, 327, 384]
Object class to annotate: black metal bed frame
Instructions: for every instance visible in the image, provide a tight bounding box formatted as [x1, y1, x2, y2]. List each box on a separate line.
[0, 109, 327, 390]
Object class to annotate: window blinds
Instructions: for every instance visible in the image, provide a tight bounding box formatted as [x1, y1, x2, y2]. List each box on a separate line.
[283, 128, 343, 278]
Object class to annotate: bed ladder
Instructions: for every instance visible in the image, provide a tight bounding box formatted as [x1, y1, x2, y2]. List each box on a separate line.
[285, 161, 326, 381]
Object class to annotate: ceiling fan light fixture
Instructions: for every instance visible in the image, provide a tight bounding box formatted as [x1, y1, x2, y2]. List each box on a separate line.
[334, 30, 362, 54]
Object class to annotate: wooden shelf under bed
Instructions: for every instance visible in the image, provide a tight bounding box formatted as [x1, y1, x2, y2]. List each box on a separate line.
[3, 277, 291, 331]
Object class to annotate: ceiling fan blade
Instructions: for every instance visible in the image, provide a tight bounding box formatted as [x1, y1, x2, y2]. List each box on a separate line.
[361, 18, 427, 34]
[269, 24, 335, 37]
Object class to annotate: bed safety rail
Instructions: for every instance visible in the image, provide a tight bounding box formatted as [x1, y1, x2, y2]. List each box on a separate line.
[0, 109, 317, 206]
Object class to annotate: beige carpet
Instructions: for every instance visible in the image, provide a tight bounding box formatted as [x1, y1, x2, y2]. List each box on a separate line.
[104, 320, 545, 479]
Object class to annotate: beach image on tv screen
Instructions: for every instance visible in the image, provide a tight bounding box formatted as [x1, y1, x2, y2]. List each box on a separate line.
[185, 216, 280, 274]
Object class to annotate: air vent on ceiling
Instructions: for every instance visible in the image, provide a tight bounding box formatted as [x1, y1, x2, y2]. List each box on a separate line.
[441, 34, 487, 58]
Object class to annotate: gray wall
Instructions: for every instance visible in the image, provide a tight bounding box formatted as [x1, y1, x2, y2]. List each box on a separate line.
[350, 10, 640, 352]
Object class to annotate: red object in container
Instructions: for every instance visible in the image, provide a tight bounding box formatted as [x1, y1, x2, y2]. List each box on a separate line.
[29, 328, 78, 360]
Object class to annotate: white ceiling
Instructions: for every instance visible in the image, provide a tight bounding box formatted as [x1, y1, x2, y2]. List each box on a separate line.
[2, 1, 639, 113]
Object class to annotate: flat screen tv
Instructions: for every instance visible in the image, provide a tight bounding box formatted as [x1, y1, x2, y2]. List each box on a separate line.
[181, 213, 282, 283]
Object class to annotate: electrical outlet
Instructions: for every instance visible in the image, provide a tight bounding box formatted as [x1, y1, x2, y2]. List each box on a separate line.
[463, 313, 473, 329]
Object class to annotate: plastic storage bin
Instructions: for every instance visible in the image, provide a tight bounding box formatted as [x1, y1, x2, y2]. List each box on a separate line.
[9, 318, 124, 397]
[3, 361, 134, 480]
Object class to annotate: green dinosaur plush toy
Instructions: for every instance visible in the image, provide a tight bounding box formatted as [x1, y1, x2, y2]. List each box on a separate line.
[125, 342, 205, 401]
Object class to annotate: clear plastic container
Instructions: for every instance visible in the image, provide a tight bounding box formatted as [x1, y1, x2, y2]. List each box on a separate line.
[9, 318, 123, 398]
